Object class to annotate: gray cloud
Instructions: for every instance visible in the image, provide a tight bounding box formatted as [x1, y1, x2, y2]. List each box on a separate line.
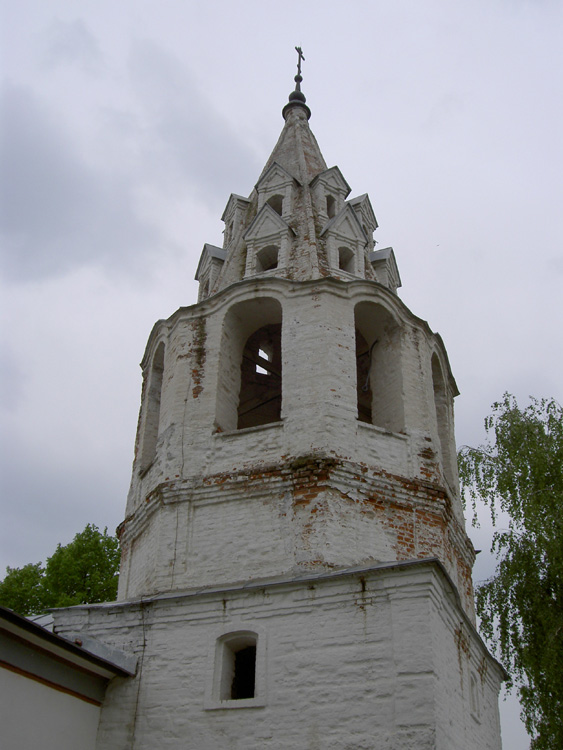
[42, 18, 103, 72]
[0, 430, 124, 570]
[127, 40, 260, 206]
[0, 84, 160, 281]
[0, 345, 25, 413]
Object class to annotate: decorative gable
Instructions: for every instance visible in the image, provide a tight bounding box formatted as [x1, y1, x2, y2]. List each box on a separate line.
[255, 162, 298, 220]
[310, 166, 351, 196]
[244, 204, 291, 243]
[321, 204, 367, 244]
[349, 193, 378, 240]
[194, 244, 227, 301]
[242, 204, 294, 277]
[321, 204, 368, 278]
[369, 247, 402, 294]
[310, 166, 352, 223]
[221, 194, 251, 248]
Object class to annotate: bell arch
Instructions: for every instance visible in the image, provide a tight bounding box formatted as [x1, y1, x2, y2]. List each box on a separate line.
[354, 301, 404, 433]
[266, 194, 284, 216]
[139, 341, 165, 471]
[338, 246, 355, 273]
[256, 245, 279, 272]
[216, 297, 283, 432]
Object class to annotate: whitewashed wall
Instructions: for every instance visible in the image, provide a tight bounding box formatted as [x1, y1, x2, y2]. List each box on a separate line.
[0, 667, 100, 750]
[55, 562, 503, 750]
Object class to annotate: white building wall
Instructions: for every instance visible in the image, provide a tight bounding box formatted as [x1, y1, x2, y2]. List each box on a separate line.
[56, 563, 503, 750]
[0, 667, 100, 750]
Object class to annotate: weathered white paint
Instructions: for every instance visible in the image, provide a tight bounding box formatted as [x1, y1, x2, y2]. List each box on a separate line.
[55, 563, 503, 750]
[52, 88, 503, 749]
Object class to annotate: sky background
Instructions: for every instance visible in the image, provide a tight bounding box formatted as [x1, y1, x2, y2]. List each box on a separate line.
[1, 1, 562, 746]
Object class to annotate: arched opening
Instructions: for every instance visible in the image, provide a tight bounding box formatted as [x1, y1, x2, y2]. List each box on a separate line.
[432, 354, 454, 488]
[238, 323, 282, 429]
[266, 194, 283, 216]
[140, 342, 165, 471]
[216, 297, 283, 432]
[326, 194, 336, 218]
[256, 245, 279, 272]
[355, 302, 404, 432]
[356, 329, 372, 423]
[339, 246, 355, 273]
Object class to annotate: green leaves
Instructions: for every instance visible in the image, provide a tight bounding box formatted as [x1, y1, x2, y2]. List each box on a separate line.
[459, 395, 563, 750]
[0, 524, 120, 615]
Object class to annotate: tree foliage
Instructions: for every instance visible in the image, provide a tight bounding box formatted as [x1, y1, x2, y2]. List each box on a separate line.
[458, 394, 563, 750]
[0, 524, 120, 615]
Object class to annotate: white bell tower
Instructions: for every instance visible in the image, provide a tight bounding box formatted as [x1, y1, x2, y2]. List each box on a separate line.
[54, 54, 504, 750]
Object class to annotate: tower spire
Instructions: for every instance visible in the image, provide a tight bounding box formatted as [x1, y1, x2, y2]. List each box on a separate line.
[282, 46, 311, 120]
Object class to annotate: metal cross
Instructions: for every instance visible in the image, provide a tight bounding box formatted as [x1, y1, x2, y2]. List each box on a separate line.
[295, 46, 305, 76]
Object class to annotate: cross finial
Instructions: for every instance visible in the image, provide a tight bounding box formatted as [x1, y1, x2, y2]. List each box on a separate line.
[295, 46, 305, 77]
[282, 46, 311, 120]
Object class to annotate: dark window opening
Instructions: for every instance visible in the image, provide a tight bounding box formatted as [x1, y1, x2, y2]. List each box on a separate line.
[327, 194, 336, 218]
[238, 323, 282, 429]
[230, 645, 256, 700]
[256, 245, 279, 272]
[267, 194, 283, 215]
[356, 329, 373, 424]
[339, 247, 355, 273]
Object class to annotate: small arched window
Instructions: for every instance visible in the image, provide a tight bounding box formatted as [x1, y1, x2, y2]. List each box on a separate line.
[266, 194, 283, 216]
[256, 245, 279, 272]
[208, 630, 264, 708]
[326, 194, 336, 218]
[338, 247, 355, 273]
[140, 342, 165, 471]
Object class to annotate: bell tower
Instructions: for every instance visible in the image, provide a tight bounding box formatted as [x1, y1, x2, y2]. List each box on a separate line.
[54, 55, 504, 750]
[117, 58, 473, 619]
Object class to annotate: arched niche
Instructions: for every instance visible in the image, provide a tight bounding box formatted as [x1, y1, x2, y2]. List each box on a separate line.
[431, 353, 455, 488]
[338, 246, 355, 273]
[140, 341, 165, 471]
[216, 297, 283, 432]
[266, 194, 284, 216]
[256, 245, 279, 272]
[354, 301, 404, 433]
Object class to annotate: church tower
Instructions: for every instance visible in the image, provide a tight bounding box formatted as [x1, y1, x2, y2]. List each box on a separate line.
[53, 56, 504, 749]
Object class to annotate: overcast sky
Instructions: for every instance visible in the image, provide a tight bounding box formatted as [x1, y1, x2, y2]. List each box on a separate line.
[1, 1, 562, 746]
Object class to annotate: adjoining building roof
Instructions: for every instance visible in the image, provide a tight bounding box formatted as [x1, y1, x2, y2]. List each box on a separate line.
[0, 605, 135, 686]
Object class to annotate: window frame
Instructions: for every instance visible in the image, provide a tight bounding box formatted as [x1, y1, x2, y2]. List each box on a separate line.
[205, 626, 267, 710]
